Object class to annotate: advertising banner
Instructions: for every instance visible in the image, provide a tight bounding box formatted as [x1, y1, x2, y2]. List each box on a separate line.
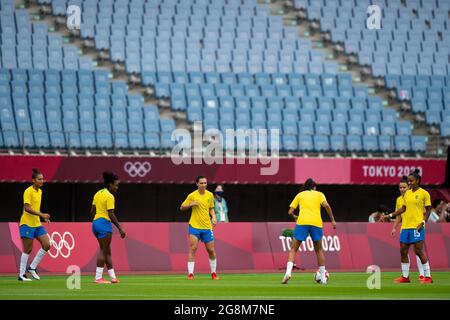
[350, 159, 446, 185]
[1, 222, 449, 273]
[0, 156, 445, 185]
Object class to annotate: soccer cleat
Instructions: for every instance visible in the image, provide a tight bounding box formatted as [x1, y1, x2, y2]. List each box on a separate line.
[94, 278, 111, 284]
[211, 272, 219, 280]
[111, 278, 120, 284]
[420, 277, 433, 284]
[187, 273, 194, 280]
[27, 267, 40, 280]
[418, 275, 425, 281]
[18, 274, 32, 281]
[281, 274, 291, 284]
[393, 276, 410, 283]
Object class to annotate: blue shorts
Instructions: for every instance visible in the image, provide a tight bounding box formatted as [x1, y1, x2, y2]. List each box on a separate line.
[400, 228, 425, 244]
[293, 225, 323, 242]
[189, 225, 214, 243]
[19, 225, 47, 239]
[92, 218, 112, 239]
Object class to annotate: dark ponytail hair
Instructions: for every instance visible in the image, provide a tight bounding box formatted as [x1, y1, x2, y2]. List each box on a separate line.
[32, 168, 41, 179]
[103, 171, 118, 187]
[400, 175, 408, 183]
[408, 169, 421, 184]
[301, 178, 316, 191]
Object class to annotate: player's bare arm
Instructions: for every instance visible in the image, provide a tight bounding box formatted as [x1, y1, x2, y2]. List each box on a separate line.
[383, 205, 406, 221]
[322, 201, 336, 229]
[180, 200, 199, 211]
[391, 215, 402, 236]
[288, 207, 297, 221]
[416, 205, 432, 231]
[108, 209, 125, 238]
[210, 208, 217, 227]
[90, 205, 96, 220]
[24, 203, 50, 222]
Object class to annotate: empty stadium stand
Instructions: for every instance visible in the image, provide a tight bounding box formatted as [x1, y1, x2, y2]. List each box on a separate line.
[0, 0, 446, 155]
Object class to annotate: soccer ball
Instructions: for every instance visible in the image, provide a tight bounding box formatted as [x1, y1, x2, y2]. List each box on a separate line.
[314, 269, 330, 283]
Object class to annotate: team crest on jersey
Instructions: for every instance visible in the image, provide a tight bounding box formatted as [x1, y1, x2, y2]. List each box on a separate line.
[415, 195, 419, 200]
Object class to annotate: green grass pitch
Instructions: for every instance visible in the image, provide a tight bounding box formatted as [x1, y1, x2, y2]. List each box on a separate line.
[1, 272, 449, 300]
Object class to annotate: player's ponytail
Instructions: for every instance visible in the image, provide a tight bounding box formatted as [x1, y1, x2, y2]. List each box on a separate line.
[408, 169, 421, 184]
[31, 168, 41, 179]
[301, 178, 316, 191]
[103, 171, 118, 186]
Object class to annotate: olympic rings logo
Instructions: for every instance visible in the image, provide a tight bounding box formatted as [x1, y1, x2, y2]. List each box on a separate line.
[48, 232, 75, 259]
[123, 161, 151, 178]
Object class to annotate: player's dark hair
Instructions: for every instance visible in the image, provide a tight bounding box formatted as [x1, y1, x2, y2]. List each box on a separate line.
[378, 204, 388, 214]
[408, 169, 421, 184]
[196, 175, 206, 183]
[301, 178, 316, 191]
[103, 171, 118, 186]
[399, 175, 408, 183]
[31, 168, 41, 179]
[432, 198, 443, 209]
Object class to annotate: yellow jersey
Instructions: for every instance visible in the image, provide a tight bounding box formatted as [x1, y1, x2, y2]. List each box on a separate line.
[395, 195, 404, 211]
[181, 190, 214, 230]
[92, 188, 115, 221]
[400, 188, 431, 230]
[290, 190, 327, 228]
[20, 186, 42, 227]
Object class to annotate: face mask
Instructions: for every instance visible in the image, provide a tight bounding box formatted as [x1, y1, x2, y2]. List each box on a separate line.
[215, 191, 223, 197]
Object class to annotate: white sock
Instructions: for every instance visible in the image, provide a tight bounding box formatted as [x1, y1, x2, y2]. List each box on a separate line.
[95, 267, 103, 280]
[285, 261, 294, 277]
[30, 248, 47, 270]
[108, 268, 116, 279]
[188, 261, 195, 274]
[401, 263, 410, 278]
[209, 259, 217, 273]
[422, 262, 431, 277]
[19, 253, 29, 276]
[319, 265, 326, 282]
[416, 255, 424, 276]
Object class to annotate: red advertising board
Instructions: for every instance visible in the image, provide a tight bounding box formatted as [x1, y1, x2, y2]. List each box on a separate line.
[0, 156, 295, 184]
[1, 222, 449, 273]
[350, 159, 447, 185]
[0, 156, 446, 185]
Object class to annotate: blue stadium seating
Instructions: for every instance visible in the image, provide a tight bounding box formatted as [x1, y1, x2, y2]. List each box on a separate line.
[0, 0, 436, 153]
[298, 0, 449, 150]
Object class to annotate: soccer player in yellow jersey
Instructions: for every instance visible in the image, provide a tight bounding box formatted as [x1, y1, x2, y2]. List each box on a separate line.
[391, 176, 425, 280]
[282, 178, 336, 284]
[180, 176, 218, 280]
[90, 172, 126, 284]
[382, 169, 433, 284]
[18, 168, 51, 281]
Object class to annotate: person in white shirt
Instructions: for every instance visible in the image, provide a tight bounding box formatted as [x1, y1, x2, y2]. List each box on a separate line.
[428, 198, 445, 223]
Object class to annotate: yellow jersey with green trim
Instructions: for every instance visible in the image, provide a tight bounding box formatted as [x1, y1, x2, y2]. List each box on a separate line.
[290, 190, 327, 228]
[20, 186, 42, 227]
[395, 195, 404, 211]
[400, 188, 431, 230]
[92, 188, 115, 221]
[182, 190, 214, 230]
